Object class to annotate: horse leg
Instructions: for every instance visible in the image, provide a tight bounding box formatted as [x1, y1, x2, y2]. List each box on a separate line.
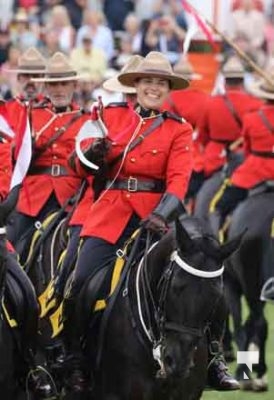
[244, 300, 268, 392]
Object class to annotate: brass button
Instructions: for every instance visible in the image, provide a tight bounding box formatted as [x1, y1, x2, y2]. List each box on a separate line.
[55, 127, 59, 131]
[152, 149, 157, 154]
[52, 143, 57, 148]
[53, 155, 57, 160]
[126, 193, 131, 198]
[130, 157, 136, 163]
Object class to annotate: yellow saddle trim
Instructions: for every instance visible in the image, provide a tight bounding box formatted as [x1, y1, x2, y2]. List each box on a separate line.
[24, 211, 59, 267]
[38, 280, 56, 318]
[94, 228, 140, 312]
[1, 299, 18, 328]
[271, 218, 274, 238]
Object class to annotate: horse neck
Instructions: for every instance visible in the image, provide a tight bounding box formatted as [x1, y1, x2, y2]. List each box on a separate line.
[0, 235, 7, 293]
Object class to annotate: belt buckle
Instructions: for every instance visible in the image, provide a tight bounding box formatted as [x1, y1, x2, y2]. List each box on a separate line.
[127, 176, 138, 192]
[51, 164, 61, 176]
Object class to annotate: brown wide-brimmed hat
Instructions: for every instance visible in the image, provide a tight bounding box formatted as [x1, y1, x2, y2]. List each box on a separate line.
[118, 51, 189, 90]
[248, 72, 274, 100]
[103, 55, 144, 94]
[173, 58, 202, 81]
[6, 47, 46, 75]
[32, 52, 82, 82]
[222, 56, 245, 78]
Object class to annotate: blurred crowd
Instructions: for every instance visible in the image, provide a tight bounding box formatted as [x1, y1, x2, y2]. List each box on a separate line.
[1, 0, 274, 109]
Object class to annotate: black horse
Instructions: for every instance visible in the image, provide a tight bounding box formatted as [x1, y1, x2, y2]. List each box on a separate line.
[76, 216, 241, 400]
[0, 188, 25, 398]
[224, 189, 274, 391]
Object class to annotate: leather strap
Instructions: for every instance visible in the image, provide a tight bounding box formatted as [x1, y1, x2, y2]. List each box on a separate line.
[109, 114, 165, 168]
[258, 109, 274, 134]
[28, 165, 70, 176]
[31, 110, 83, 162]
[251, 150, 274, 158]
[222, 94, 242, 128]
[106, 177, 165, 193]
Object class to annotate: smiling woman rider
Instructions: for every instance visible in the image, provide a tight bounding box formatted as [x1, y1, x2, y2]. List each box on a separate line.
[61, 52, 237, 394]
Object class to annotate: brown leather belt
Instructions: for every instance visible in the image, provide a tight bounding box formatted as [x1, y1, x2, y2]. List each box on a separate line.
[251, 150, 274, 159]
[106, 177, 165, 192]
[28, 164, 69, 176]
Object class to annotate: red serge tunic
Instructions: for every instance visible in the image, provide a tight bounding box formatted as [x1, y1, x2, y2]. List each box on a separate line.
[231, 106, 274, 188]
[164, 89, 209, 173]
[198, 90, 262, 177]
[73, 105, 193, 244]
[17, 103, 89, 217]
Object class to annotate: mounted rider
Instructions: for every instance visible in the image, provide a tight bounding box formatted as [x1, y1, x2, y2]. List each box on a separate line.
[198, 55, 262, 179]
[7, 52, 90, 264]
[0, 99, 56, 398]
[62, 51, 239, 394]
[53, 55, 143, 300]
[209, 67, 274, 238]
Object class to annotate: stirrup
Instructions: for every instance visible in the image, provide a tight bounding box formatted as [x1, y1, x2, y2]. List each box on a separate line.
[261, 277, 274, 302]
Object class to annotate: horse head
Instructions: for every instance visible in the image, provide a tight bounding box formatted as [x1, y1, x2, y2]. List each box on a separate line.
[152, 215, 242, 380]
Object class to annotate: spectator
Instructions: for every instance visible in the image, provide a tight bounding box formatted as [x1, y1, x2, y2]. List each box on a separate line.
[123, 13, 142, 53]
[76, 9, 114, 62]
[0, 0, 14, 27]
[135, 0, 158, 21]
[228, 0, 267, 66]
[63, 0, 87, 30]
[45, 5, 75, 54]
[115, 32, 135, 67]
[40, 28, 61, 57]
[153, 0, 188, 30]
[1, 45, 21, 96]
[0, 27, 12, 66]
[70, 33, 107, 81]
[144, 14, 185, 65]
[103, 0, 135, 31]
[11, 9, 39, 51]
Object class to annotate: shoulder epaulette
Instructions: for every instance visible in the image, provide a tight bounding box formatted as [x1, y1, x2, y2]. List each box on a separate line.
[163, 111, 186, 124]
[105, 102, 129, 108]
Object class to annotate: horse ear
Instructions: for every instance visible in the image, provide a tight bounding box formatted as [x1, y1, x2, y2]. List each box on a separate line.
[175, 218, 194, 252]
[219, 229, 247, 261]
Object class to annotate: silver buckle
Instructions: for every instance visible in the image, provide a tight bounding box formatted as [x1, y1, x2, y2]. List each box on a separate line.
[51, 164, 61, 176]
[127, 176, 138, 192]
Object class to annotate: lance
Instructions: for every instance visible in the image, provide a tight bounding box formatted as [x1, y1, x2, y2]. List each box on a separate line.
[183, 1, 274, 86]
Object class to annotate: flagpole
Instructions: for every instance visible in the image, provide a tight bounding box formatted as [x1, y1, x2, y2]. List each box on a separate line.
[183, 1, 274, 86]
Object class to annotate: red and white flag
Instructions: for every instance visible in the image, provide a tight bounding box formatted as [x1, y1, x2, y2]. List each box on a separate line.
[181, 0, 218, 52]
[0, 103, 32, 191]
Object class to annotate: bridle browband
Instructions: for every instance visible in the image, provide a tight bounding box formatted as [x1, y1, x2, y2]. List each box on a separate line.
[171, 251, 224, 278]
[133, 240, 224, 372]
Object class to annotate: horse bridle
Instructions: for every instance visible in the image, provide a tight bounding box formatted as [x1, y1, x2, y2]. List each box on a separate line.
[135, 244, 224, 372]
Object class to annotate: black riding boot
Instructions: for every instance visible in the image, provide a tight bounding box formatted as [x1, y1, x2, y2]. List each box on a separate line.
[207, 340, 240, 390]
[206, 300, 239, 391]
[62, 296, 93, 396]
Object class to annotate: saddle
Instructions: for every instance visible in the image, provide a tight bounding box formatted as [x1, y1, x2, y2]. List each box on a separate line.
[248, 180, 274, 197]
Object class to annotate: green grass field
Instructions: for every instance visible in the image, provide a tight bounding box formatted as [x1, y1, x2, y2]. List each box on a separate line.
[202, 304, 274, 400]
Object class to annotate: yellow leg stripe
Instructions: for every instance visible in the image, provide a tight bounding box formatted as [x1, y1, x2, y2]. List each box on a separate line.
[2, 301, 18, 328]
[209, 178, 231, 213]
[49, 301, 64, 338]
